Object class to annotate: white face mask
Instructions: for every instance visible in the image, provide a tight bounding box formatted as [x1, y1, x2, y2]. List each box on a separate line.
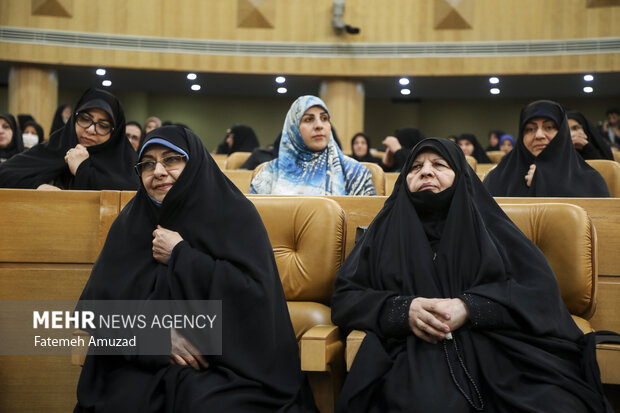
[22, 133, 39, 149]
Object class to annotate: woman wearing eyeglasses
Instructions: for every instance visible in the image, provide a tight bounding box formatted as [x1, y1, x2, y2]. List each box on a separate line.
[75, 125, 318, 412]
[0, 88, 138, 190]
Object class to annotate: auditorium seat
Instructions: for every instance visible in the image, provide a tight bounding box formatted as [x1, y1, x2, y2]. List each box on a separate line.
[223, 151, 252, 170]
[360, 162, 386, 195]
[486, 150, 505, 164]
[585, 159, 620, 197]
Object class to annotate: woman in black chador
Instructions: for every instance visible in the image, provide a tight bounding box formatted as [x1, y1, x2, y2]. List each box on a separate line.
[484, 100, 609, 197]
[332, 137, 610, 412]
[75, 125, 317, 412]
[0, 88, 138, 190]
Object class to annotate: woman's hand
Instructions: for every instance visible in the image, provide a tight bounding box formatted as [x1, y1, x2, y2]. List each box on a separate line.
[408, 297, 451, 344]
[170, 328, 209, 371]
[431, 298, 469, 333]
[525, 164, 536, 187]
[152, 225, 183, 264]
[64, 144, 89, 175]
[36, 184, 61, 191]
[571, 135, 588, 150]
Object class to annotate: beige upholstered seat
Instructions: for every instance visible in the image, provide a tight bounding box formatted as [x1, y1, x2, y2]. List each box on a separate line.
[223, 151, 252, 170]
[585, 159, 620, 197]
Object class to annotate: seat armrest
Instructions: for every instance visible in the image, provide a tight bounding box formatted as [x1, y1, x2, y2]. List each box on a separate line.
[300, 325, 343, 372]
[346, 330, 367, 371]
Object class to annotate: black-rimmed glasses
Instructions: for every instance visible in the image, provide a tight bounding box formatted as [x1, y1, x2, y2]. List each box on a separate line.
[75, 113, 113, 136]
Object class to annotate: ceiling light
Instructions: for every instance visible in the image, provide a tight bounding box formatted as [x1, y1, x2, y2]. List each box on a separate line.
[489, 77, 499, 84]
[101, 80, 112, 87]
[583, 86, 593, 93]
[275, 76, 286, 84]
[400, 88, 411, 95]
[583, 74, 594, 82]
[490, 88, 500, 95]
[187, 73, 197, 80]
[96, 68, 106, 76]
[399, 77, 410, 86]
[190, 84, 201, 91]
[277, 87, 287, 94]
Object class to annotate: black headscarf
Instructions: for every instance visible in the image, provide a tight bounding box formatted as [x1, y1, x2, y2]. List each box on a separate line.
[382, 127, 426, 172]
[332, 138, 609, 412]
[75, 125, 315, 412]
[567, 110, 614, 161]
[216, 124, 260, 155]
[0, 88, 138, 190]
[350, 132, 380, 163]
[456, 133, 492, 163]
[49, 103, 70, 136]
[484, 100, 610, 197]
[0, 113, 23, 162]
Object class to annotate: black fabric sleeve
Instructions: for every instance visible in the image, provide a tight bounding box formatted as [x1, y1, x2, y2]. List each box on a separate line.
[393, 148, 410, 171]
[378, 295, 414, 338]
[459, 293, 511, 329]
[577, 142, 603, 160]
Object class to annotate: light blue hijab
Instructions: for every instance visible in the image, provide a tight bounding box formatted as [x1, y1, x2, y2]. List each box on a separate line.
[250, 95, 375, 196]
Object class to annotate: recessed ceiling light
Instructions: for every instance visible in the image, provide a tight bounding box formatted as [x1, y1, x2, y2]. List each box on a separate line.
[96, 68, 106, 76]
[277, 87, 287, 94]
[101, 80, 112, 87]
[490, 88, 500, 95]
[400, 88, 411, 95]
[187, 73, 197, 80]
[489, 77, 499, 84]
[399, 77, 410, 86]
[190, 84, 201, 91]
[583, 86, 594, 93]
[583, 74, 594, 82]
[275, 76, 286, 84]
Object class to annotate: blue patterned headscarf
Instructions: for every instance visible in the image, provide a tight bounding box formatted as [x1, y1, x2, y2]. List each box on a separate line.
[250, 95, 375, 195]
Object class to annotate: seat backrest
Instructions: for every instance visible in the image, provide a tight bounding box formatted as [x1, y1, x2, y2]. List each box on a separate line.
[486, 150, 505, 164]
[499, 203, 597, 319]
[222, 169, 253, 193]
[248, 196, 346, 304]
[223, 151, 252, 170]
[210, 153, 227, 170]
[465, 155, 477, 171]
[585, 159, 620, 197]
[360, 162, 386, 195]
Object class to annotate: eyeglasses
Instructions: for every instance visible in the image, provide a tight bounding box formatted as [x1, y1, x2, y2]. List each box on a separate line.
[76, 113, 113, 136]
[135, 154, 187, 176]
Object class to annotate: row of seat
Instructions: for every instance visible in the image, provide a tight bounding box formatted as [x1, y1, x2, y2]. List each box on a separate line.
[0, 190, 618, 413]
[216, 157, 620, 197]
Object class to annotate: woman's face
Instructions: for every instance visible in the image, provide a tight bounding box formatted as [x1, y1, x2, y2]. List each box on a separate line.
[406, 150, 455, 193]
[489, 134, 499, 147]
[523, 117, 558, 156]
[500, 139, 513, 154]
[61, 106, 72, 123]
[299, 105, 330, 152]
[145, 121, 158, 134]
[352, 135, 368, 158]
[568, 118, 588, 143]
[0, 118, 14, 148]
[75, 108, 112, 147]
[139, 144, 187, 202]
[457, 140, 474, 156]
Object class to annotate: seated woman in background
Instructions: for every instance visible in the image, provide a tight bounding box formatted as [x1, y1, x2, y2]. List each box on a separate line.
[75, 125, 317, 412]
[21, 120, 45, 149]
[0, 113, 23, 162]
[456, 133, 492, 163]
[331, 138, 611, 413]
[240, 133, 281, 170]
[484, 100, 609, 197]
[567, 110, 614, 160]
[350, 132, 381, 164]
[49, 103, 72, 136]
[215, 124, 260, 155]
[0, 88, 138, 190]
[144, 116, 162, 135]
[380, 127, 426, 172]
[498, 133, 514, 154]
[250, 95, 375, 195]
[485, 129, 503, 151]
